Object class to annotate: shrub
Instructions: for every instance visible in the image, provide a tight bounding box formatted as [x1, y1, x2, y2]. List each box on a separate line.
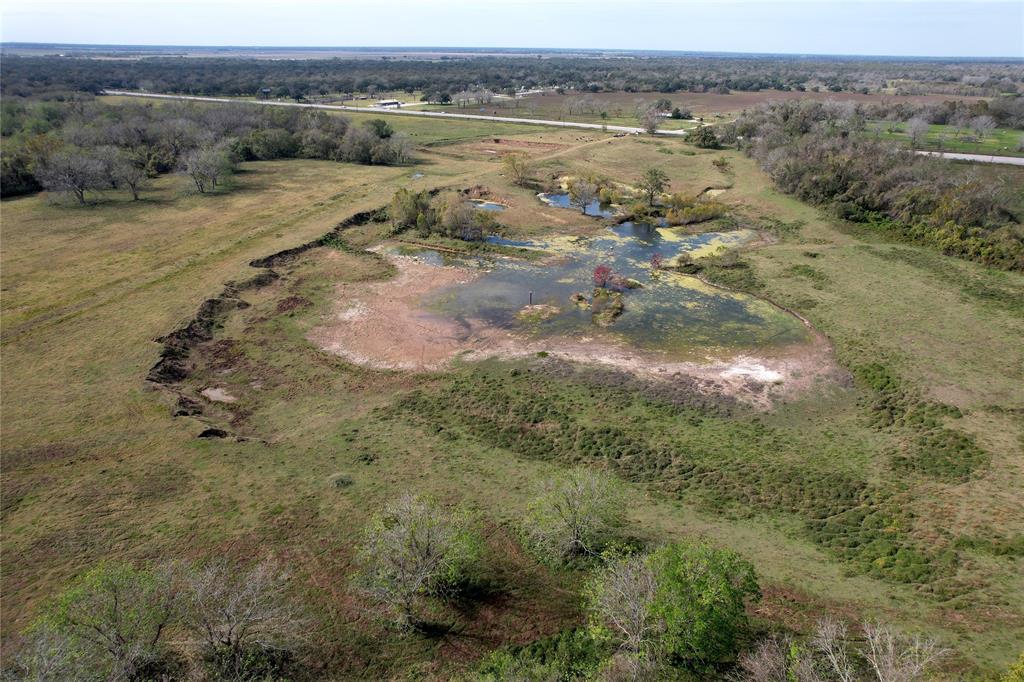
[353, 493, 483, 629]
[666, 200, 727, 226]
[473, 628, 608, 681]
[522, 467, 626, 562]
[689, 126, 721, 149]
[388, 187, 433, 234]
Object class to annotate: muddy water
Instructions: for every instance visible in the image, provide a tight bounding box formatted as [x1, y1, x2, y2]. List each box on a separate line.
[405, 225, 810, 357]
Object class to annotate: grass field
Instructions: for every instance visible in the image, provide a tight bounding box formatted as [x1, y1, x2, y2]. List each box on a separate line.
[872, 120, 1024, 157]
[2, 111, 1022, 679]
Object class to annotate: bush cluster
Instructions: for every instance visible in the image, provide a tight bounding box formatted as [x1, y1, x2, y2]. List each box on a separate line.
[854, 363, 990, 482]
[665, 194, 727, 225]
[729, 100, 1024, 270]
[1, 98, 410, 200]
[383, 366, 958, 588]
[388, 188, 499, 241]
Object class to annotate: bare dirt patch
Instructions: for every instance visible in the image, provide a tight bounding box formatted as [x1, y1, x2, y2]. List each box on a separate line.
[307, 255, 509, 371]
[201, 387, 238, 403]
[449, 138, 570, 160]
[309, 253, 844, 407]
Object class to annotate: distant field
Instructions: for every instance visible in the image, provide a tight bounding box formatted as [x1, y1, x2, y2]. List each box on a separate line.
[419, 89, 989, 126]
[2, 112, 1022, 678]
[871, 120, 1024, 157]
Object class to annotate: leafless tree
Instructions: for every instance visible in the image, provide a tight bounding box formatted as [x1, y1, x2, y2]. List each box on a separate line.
[33, 148, 106, 204]
[180, 143, 235, 193]
[568, 178, 600, 215]
[109, 150, 149, 200]
[436, 192, 481, 240]
[354, 494, 480, 629]
[387, 132, 414, 165]
[590, 554, 661, 661]
[179, 559, 306, 668]
[5, 625, 81, 682]
[153, 117, 204, 159]
[862, 621, 948, 682]
[524, 467, 626, 560]
[905, 118, 930, 149]
[502, 152, 535, 187]
[736, 637, 792, 682]
[736, 636, 823, 682]
[636, 104, 661, 135]
[969, 115, 997, 139]
[812, 617, 856, 682]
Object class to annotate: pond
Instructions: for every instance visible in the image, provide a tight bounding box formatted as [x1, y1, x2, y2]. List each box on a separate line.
[538, 192, 617, 219]
[408, 225, 811, 357]
[467, 199, 507, 212]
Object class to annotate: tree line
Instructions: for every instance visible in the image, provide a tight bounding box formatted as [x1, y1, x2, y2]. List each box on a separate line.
[1, 98, 412, 201]
[4, 467, 964, 681]
[856, 95, 1024, 130]
[3, 54, 1022, 102]
[722, 100, 1024, 270]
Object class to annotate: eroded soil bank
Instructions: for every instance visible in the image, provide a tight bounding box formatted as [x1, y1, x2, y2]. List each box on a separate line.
[309, 253, 846, 408]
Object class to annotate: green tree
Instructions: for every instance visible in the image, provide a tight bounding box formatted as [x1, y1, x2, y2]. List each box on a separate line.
[34, 562, 180, 681]
[636, 168, 669, 206]
[689, 125, 721, 149]
[364, 118, 394, 139]
[389, 187, 431, 233]
[646, 542, 759, 666]
[247, 127, 299, 160]
[502, 152, 534, 187]
[587, 542, 759, 674]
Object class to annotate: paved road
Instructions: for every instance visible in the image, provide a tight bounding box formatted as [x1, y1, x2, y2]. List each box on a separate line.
[915, 150, 1024, 166]
[102, 90, 690, 136]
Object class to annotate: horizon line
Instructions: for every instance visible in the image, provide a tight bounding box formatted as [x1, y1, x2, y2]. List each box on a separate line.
[2, 41, 1021, 62]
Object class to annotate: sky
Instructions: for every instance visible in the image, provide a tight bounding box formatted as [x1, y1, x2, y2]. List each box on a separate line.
[1, 0, 1021, 58]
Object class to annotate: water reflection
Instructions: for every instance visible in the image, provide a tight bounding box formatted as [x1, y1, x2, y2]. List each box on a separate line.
[405, 226, 809, 355]
[538, 192, 617, 219]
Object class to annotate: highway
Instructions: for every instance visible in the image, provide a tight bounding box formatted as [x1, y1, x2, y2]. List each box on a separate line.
[102, 90, 691, 136]
[915, 150, 1024, 166]
[103, 92, 1024, 166]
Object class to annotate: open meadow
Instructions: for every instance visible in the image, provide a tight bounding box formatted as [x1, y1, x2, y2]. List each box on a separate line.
[3, 99, 1022, 679]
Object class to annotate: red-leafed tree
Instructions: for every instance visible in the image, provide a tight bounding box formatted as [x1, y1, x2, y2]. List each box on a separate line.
[593, 264, 613, 288]
[650, 253, 664, 270]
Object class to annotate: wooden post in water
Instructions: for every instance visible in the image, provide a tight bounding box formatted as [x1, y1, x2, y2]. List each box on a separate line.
[529, 291, 533, 305]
